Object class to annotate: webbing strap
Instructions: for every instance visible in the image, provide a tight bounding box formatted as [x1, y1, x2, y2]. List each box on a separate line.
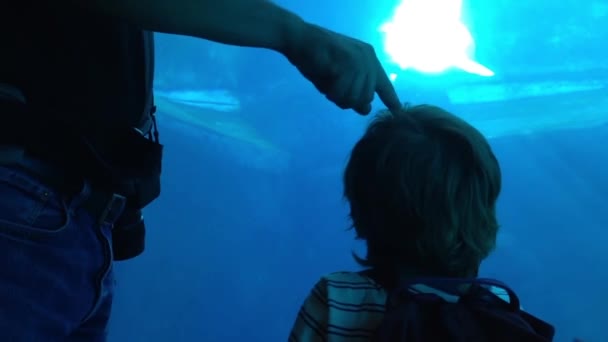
[0, 82, 26, 104]
[137, 30, 156, 138]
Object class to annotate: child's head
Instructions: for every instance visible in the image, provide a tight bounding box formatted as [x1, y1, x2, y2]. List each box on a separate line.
[344, 104, 501, 278]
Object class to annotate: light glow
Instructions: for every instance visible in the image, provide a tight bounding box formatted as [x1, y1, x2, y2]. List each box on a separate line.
[381, 0, 494, 77]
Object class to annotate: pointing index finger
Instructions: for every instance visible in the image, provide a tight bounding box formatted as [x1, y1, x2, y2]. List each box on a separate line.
[375, 64, 402, 114]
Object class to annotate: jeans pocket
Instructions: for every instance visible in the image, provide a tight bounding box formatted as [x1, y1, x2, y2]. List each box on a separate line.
[0, 166, 70, 242]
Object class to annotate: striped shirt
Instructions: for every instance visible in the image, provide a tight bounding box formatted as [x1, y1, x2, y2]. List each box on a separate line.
[288, 271, 513, 342]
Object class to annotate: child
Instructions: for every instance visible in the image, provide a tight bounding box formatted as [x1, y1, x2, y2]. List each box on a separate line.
[289, 105, 552, 341]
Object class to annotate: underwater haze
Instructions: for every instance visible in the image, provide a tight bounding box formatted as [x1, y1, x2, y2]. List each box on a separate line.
[108, 0, 608, 341]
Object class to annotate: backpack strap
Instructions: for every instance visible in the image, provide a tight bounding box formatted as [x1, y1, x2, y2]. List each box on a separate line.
[409, 277, 521, 311]
[0, 82, 26, 104]
[136, 30, 159, 143]
[370, 273, 555, 342]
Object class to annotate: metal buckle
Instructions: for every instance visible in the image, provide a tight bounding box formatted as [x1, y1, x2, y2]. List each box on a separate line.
[98, 193, 127, 227]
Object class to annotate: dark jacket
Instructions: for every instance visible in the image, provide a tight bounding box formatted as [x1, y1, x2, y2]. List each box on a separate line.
[0, 1, 163, 260]
[0, 1, 161, 204]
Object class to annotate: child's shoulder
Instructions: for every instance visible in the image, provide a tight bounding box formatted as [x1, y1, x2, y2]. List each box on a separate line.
[318, 271, 383, 288]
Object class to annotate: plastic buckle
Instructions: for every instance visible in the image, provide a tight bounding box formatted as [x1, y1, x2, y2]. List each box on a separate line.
[98, 193, 127, 228]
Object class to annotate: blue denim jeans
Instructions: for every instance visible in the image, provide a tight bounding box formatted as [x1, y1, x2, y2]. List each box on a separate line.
[0, 164, 118, 341]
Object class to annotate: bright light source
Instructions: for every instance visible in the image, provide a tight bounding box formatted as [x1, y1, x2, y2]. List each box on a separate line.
[381, 0, 494, 77]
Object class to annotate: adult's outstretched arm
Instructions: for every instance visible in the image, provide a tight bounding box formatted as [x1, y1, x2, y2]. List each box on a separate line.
[69, 0, 306, 56]
[64, 0, 402, 114]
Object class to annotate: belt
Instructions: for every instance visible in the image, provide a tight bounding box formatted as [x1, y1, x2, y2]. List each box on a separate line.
[0, 145, 126, 227]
